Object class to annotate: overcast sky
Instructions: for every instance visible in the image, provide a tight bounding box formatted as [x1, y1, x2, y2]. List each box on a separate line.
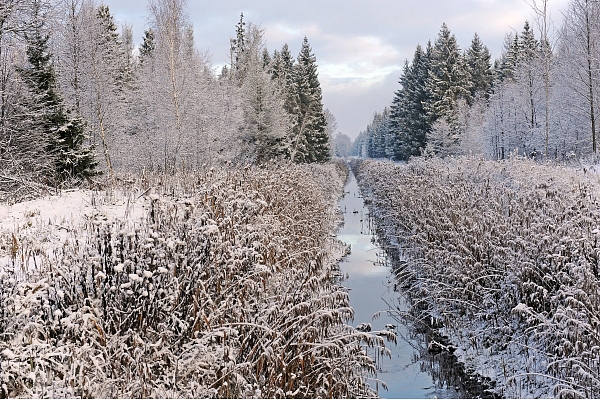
[99, 0, 570, 139]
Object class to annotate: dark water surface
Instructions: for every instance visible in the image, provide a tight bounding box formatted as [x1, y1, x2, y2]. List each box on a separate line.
[337, 171, 458, 399]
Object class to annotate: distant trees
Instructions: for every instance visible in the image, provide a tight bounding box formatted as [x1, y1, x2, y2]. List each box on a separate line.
[334, 132, 352, 157]
[356, 3, 600, 163]
[358, 10, 600, 163]
[359, 24, 492, 160]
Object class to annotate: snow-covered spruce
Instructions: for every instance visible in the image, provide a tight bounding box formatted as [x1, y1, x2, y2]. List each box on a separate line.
[0, 162, 381, 398]
[353, 157, 600, 398]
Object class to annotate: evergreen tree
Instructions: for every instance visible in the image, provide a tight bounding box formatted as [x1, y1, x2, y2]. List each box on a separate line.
[291, 37, 329, 163]
[350, 130, 369, 157]
[390, 43, 431, 160]
[466, 33, 493, 98]
[229, 13, 247, 85]
[19, 2, 97, 181]
[271, 43, 299, 135]
[495, 33, 520, 82]
[368, 108, 391, 158]
[425, 23, 472, 128]
[239, 24, 289, 163]
[333, 132, 352, 157]
[139, 28, 156, 61]
[519, 21, 539, 61]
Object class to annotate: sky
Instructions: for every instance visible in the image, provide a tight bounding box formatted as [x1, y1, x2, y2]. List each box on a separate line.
[99, 0, 570, 140]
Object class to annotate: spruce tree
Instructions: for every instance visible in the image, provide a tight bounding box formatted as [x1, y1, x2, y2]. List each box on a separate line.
[390, 43, 432, 160]
[19, 4, 97, 181]
[519, 21, 539, 61]
[466, 33, 493, 98]
[425, 23, 472, 131]
[495, 33, 520, 82]
[271, 43, 300, 137]
[292, 37, 329, 163]
[139, 29, 156, 61]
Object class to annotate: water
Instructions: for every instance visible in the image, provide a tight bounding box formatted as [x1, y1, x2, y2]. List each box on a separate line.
[338, 171, 457, 399]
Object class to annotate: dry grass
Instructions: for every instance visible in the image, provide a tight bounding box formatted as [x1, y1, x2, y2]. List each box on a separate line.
[0, 161, 381, 398]
[354, 156, 600, 398]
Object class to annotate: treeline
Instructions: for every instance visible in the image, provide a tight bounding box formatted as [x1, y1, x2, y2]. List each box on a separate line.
[0, 0, 333, 193]
[355, 0, 600, 162]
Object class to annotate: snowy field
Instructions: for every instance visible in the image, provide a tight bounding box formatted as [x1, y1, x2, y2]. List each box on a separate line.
[0, 162, 383, 398]
[353, 156, 600, 398]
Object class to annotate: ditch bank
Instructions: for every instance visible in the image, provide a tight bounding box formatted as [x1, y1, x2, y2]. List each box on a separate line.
[338, 167, 498, 398]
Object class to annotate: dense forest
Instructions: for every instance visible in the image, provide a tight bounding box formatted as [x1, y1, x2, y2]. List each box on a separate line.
[353, 1, 600, 163]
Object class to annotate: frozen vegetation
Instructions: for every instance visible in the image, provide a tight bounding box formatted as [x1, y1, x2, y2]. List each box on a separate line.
[353, 157, 600, 398]
[0, 162, 383, 398]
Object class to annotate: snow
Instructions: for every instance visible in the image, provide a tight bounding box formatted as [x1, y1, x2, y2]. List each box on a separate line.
[353, 156, 600, 398]
[0, 162, 382, 398]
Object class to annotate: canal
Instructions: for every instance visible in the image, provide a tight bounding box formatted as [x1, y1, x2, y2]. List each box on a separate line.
[337, 170, 457, 398]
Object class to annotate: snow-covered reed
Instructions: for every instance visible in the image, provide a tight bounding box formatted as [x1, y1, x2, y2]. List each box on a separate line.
[353, 156, 600, 398]
[0, 161, 381, 398]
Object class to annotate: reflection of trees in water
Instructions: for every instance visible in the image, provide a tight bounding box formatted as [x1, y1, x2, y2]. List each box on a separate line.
[418, 337, 500, 398]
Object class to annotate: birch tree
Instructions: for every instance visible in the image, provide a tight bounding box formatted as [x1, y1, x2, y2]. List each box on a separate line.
[557, 0, 600, 156]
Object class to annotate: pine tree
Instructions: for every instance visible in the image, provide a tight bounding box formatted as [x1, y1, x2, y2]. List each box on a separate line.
[139, 28, 156, 62]
[390, 43, 431, 160]
[292, 37, 330, 163]
[19, 2, 97, 181]
[425, 23, 472, 129]
[466, 33, 492, 98]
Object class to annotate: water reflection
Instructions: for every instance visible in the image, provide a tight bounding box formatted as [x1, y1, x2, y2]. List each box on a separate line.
[338, 169, 500, 399]
[338, 171, 457, 399]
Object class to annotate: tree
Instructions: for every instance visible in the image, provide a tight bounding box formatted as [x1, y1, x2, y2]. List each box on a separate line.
[19, 0, 96, 181]
[333, 132, 352, 158]
[324, 108, 337, 157]
[390, 43, 431, 160]
[466, 33, 492, 98]
[557, 0, 600, 155]
[56, 1, 133, 174]
[495, 33, 520, 83]
[425, 23, 472, 137]
[136, 0, 198, 172]
[291, 37, 329, 163]
[238, 23, 289, 163]
[270, 43, 299, 147]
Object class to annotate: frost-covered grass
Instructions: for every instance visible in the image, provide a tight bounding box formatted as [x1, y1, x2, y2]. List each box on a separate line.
[0, 162, 381, 398]
[353, 156, 600, 398]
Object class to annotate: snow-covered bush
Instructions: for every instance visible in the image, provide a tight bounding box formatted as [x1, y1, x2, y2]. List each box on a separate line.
[0, 161, 378, 398]
[353, 156, 600, 398]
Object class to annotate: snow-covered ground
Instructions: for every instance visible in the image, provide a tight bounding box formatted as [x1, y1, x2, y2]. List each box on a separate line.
[0, 163, 382, 398]
[353, 156, 600, 399]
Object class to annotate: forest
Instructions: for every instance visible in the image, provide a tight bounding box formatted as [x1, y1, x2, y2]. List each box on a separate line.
[350, 0, 600, 164]
[1, 0, 335, 203]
